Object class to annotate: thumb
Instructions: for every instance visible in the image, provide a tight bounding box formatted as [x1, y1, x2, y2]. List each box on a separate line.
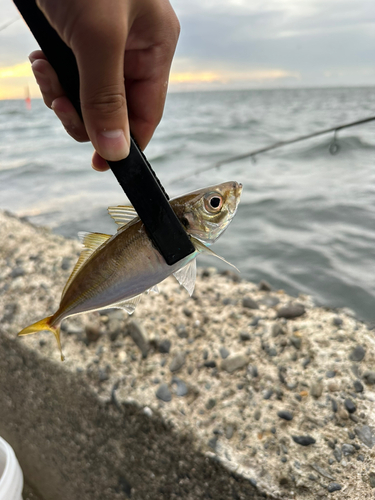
[72, 18, 130, 161]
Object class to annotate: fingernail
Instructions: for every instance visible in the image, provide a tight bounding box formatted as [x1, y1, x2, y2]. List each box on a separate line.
[96, 129, 129, 161]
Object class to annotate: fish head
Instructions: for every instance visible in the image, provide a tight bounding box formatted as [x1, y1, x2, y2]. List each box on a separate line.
[172, 181, 242, 245]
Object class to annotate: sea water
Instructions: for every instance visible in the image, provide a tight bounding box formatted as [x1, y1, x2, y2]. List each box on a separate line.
[1, 87, 375, 321]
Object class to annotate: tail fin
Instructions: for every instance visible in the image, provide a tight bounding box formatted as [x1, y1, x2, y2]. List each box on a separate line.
[18, 316, 64, 361]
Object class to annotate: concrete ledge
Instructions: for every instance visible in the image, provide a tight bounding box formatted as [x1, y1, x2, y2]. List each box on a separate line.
[1, 210, 375, 500]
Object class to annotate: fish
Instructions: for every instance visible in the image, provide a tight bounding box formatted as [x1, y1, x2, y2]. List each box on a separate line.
[18, 181, 242, 360]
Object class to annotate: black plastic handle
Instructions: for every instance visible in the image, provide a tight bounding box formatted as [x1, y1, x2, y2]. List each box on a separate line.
[14, 0, 195, 265]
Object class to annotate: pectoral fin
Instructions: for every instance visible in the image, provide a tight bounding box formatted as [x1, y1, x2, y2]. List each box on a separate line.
[173, 259, 196, 296]
[191, 236, 240, 273]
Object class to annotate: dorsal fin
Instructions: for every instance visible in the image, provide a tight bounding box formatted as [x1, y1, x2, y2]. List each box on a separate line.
[173, 259, 197, 296]
[108, 205, 138, 228]
[61, 232, 111, 299]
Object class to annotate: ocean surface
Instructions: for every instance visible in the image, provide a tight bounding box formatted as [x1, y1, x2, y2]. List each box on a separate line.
[1, 87, 375, 321]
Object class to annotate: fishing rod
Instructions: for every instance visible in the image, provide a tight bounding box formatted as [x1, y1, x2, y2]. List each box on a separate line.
[171, 115, 375, 184]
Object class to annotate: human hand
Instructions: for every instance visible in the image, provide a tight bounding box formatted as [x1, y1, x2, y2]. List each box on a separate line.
[30, 0, 180, 171]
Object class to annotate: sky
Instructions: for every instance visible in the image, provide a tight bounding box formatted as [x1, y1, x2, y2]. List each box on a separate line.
[0, 0, 374, 98]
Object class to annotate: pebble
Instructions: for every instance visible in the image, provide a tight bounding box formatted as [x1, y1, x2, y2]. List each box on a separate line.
[171, 377, 188, 397]
[332, 316, 343, 327]
[353, 380, 364, 393]
[263, 389, 273, 400]
[204, 360, 216, 368]
[326, 370, 336, 378]
[254, 409, 261, 421]
[225, 425, 234, 439]
[258, 279, 272, 291]
[183, 308, 192, 317]
[292, 435, 316, 446]
[369, 472, 375, 488]
[277, 303, 305, 319]
[290, 336, 302, 350]
[355, 425, 374, 448]
[311, 463, 335, 480]
[158, 339, 171, 354]
[261, 296, 280, 307]
[349, 345, 366, 362]
[302, 357, 311, 369]
[239, 331, 251, 342]
[327, 482, 342, 493]
[363, 371, 375, 385]
[85, 323, 101, 343]
[156, 383, 172, 402]
[128, 320, 149, 358]
[206, 398, 216, 410]
[357, 454, 365, 462]
[271, 323, 285, 337]
[310, 380, 323, 398]
[61, 256, 71, 270]
[331, 398, 338, 413]
[176, 324, 188, 338]
[342, 444, 355, 456]
[333, 447, 342, 462]
[221, 353, 248, 373]
[242, 297, 259, 309]
[169, 352, 186, 372]
[219, 346, 230, 359]
[10, 266, 25, 278]
[328, 382, 339, 392]
[277, 410, 293, 421]
[344, 398, 356, 414]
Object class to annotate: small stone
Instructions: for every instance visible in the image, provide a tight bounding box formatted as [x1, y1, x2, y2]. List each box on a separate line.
[355, 425, 374, 448]
[10, 266, 25, 278]
[183, 308, 192, 317]
[338, 406, 349, 420]
[292, 435, 316, 446]
[271, 323, 285, 337]
[348, 431, 355, 440]
[277, 410, 293, 421]
[290, 336, 302, 350]
[176, 324, 188, 338]
[208, 437, 218, 450]
[369, 472, 375, 488]
[310, 381, 323, 398]
[354, 380, 364, 393]
[206, 398, 216, 410]
[302, 357, 311, 368]
[333, 448, 342, 463]
[268, 347, 278, 357]
[277, 303, 305, 319]
[128, 320, 149, 358]
[156, 383, 172, 402]
[219, 346, 230, 359]
[342, 444, 355, 456]
[327, 482, 342, 493]
[221, 353, 248, 373]
[326, 370, 336, 378]
[254, 409, 261, 421]
[225, 425, 234, 439]
[159, 339, 171, 354]
[344, 398, 356, 414]
[332, 316, 343, 326]
[328, 382, 339, 392]
[363, 371, 375, 385]
[349, 345, 366, 362]
[169, 352, 186, 372]
[261, 296, 280, 307]
[242, 297, 259, 309]
[263, 389, 273, 400]
[249, 316, 260, 327]
[61, 256, 71, 270]
[171, 377, 188, 397]
[85, 323, 101, 343]
[204, 360, 216, 368]
[239, 331, 251, 342]
[258, 279, 272, 291]
[331, 398, 338, 413]
[357, 454, 365, 461]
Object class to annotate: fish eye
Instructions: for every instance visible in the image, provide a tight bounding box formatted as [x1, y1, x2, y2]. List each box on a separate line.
[204, 193, 223, 213]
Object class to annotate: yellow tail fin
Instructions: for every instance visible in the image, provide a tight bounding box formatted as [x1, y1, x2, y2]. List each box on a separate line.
[18, 316, 64, 361]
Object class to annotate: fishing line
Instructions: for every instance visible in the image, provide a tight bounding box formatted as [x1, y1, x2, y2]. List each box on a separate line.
[171, 115, 375, 184]
[0, 17, 20, 32]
